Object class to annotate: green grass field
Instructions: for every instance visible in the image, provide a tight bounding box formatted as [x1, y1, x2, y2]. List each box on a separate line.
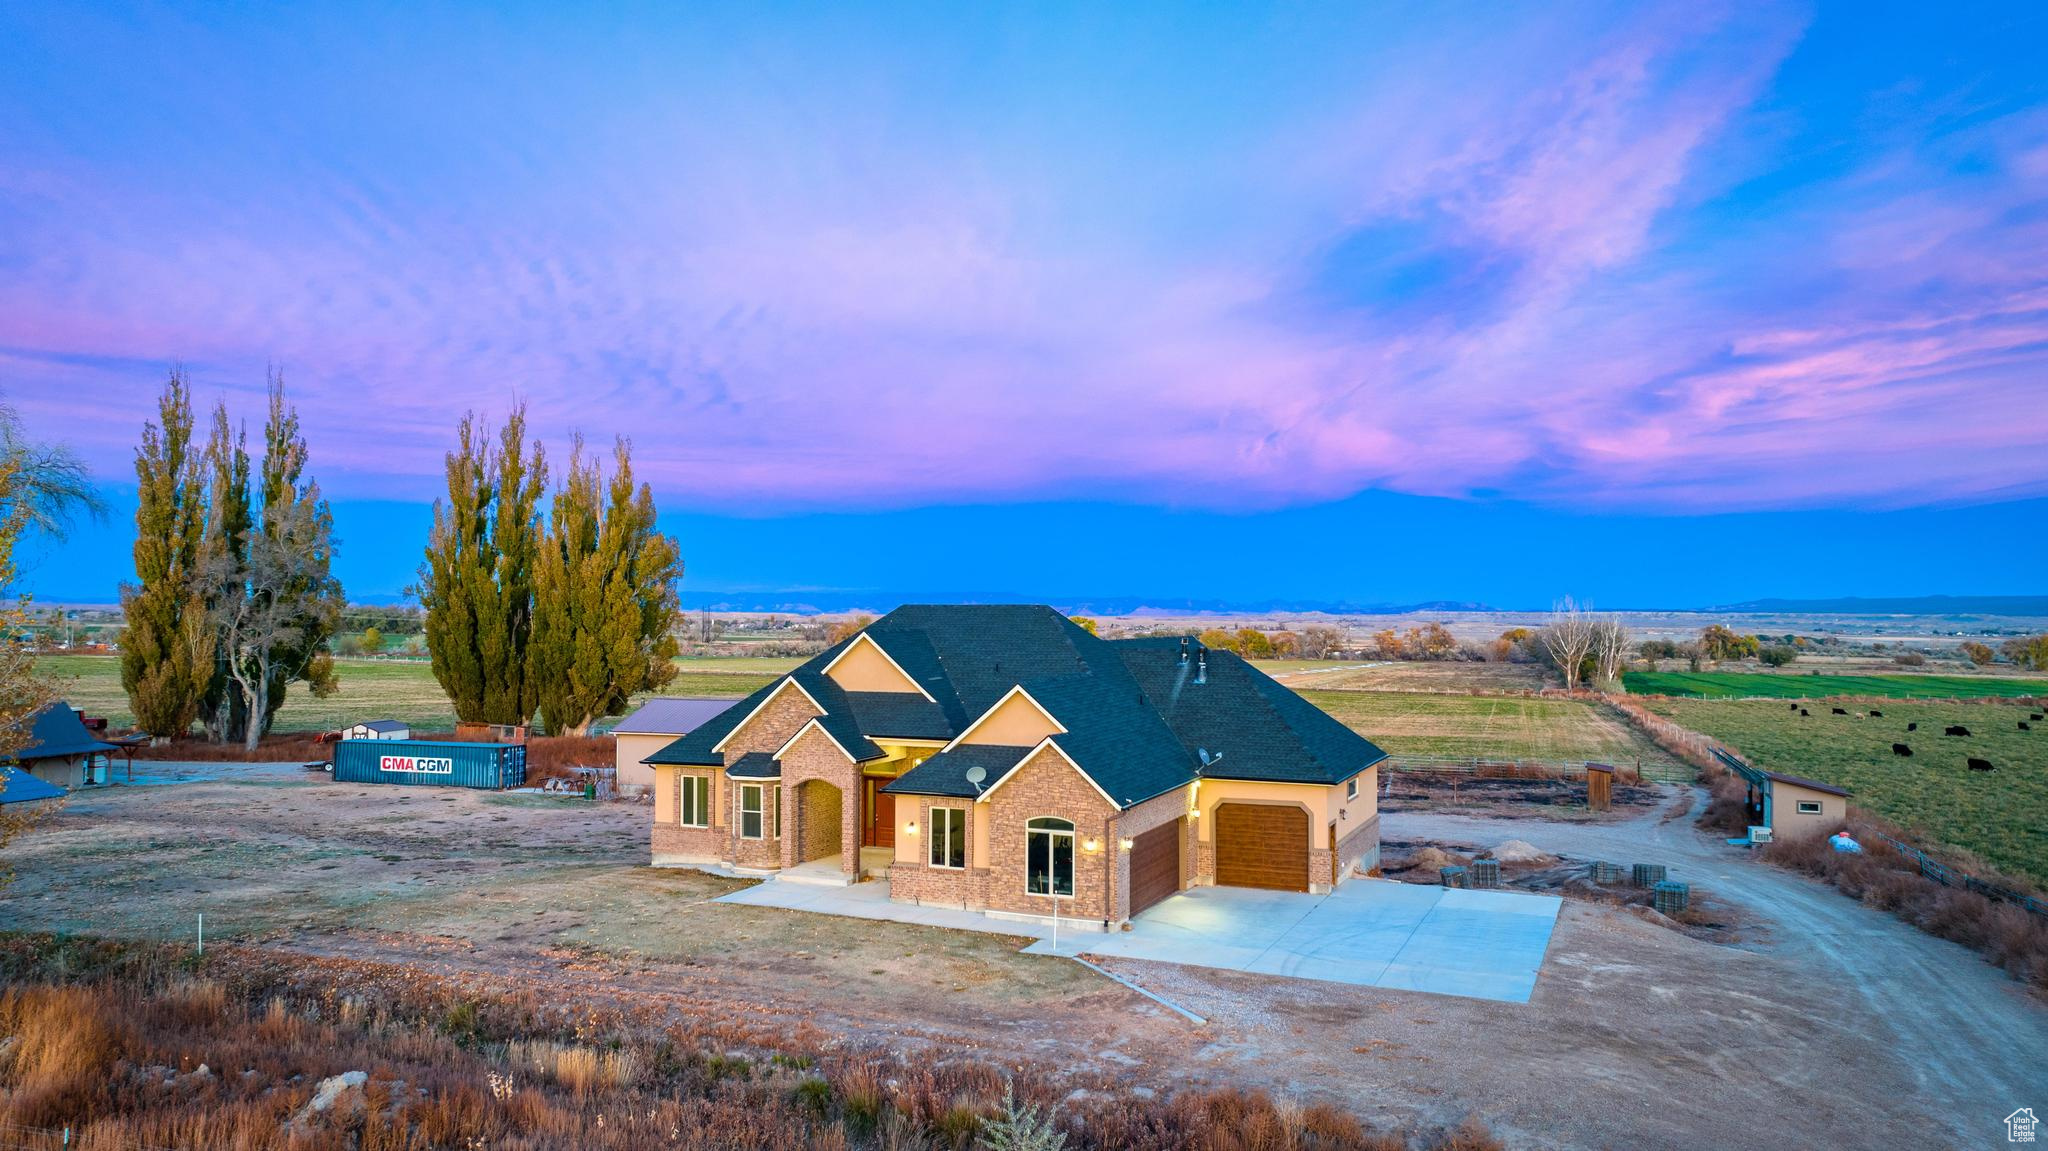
[1300, 689, 1677, 767]
[1651, 698, 2048, 885]
[42, 654, 783, 734]
[1623, 670, 2048, 700]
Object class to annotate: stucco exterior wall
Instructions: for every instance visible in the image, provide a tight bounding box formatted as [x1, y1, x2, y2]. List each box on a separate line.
[960, 694, 1062, 747]
[1772, 783, 1847, 840]
[614, 733, 674, 795]
[824, 638, 924, 694]
[650, 765, 725, 865]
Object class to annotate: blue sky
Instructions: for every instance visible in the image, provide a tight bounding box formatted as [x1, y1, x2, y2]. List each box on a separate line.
[5, 3, 2046, 607]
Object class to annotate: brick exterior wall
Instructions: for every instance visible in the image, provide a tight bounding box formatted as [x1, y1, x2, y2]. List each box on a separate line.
[650, 767, 724, 864]
[779, 725, 859, 874]
[1335, 812, 1381, 881]
[979, 747, 1119, 925]
[729, 779, 783, 869]
[889, 796, 989, 910]
[1105, 785, 1193, 920]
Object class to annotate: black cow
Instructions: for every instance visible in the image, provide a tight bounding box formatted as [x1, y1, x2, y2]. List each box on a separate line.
[1967, 757, 1995, 772]
[2031, 712, 2044, 721]
[1799, 708, 1811, 717]
[1907, 722, 1918, 732]
[2023, 721, 2033, 732]
[1869, 709, 1883, 717]
[1831, 707, 1849, 716]
[1945, 725, 1970, 736]
[1789, 702, 1800, 711]
[1892, 743, 1912, 756]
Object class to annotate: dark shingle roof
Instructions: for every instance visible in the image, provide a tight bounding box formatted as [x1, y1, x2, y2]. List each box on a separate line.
[648, 606, 1385, 806]
[883, 745, 1029, 798]
[1111, 639, 1388, 786]
[725, 752, 781, 779]
[3, 703, 115, 764]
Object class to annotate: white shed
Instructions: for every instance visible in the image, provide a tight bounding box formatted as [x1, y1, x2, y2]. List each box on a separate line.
[343, 719, 412, 741]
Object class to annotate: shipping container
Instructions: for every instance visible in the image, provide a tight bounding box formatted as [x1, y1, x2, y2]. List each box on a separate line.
[332, 738, 526, 789]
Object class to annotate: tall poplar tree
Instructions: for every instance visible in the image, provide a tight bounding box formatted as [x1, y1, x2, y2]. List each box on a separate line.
[198, 400, 252, 742]
[248, 375, 341, 733]
[119, 372, 213, 737]
[530, 436, 683, 735]
[418, 406, 547, 724]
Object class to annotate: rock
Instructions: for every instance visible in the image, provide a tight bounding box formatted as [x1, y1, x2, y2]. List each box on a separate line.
[1403, 846, 1472, 871]
[296, 1071, 369, 1123]
[1486, 839, 1558, 865]
[190, 1063, 213, 1081]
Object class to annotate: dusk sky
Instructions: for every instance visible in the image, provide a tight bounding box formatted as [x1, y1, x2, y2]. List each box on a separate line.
[5, 3, 2046, 608]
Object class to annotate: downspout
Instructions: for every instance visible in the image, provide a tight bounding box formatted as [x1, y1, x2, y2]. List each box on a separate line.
[1103, 812, 1115, 931]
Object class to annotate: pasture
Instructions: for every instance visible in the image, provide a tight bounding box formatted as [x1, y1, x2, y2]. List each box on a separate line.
[1623, 670, 2047, 700]
[41, 654, 787, 734]
[1650, 698, 2048, 886]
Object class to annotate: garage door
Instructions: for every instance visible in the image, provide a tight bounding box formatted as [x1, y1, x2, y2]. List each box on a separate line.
[1214, 803, 1309, 892]
[1128, 817, 1182, 917]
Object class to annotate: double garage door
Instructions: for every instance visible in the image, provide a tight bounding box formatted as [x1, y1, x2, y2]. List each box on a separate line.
[1214, 803, 1310, 892]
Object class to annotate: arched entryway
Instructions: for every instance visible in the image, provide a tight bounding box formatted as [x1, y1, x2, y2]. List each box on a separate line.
[795, 779, 845, 864]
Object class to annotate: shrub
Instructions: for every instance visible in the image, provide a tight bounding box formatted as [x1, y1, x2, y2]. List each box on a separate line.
[1758, 645, 1797, 668]
[979, 1085, 1066, 1151]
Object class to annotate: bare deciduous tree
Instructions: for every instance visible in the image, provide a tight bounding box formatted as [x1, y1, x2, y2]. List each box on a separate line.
[204, 494, 343, 753]
[1592, 615, 1629, 688]
[1539, 596, 1597, 692]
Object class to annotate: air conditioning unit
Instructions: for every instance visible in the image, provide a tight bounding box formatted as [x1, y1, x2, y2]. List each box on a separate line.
[1747, 826, 1773, 845]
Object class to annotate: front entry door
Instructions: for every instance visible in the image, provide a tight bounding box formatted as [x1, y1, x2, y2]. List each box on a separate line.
[862, 777, 896, 848]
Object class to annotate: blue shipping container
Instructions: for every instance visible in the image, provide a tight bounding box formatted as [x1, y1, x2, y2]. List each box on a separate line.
[332, 738, 526, 789]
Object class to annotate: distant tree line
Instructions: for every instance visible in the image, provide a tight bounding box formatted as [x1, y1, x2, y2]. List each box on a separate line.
[119, 372, 343, 748]
[416, 407, 683, 736]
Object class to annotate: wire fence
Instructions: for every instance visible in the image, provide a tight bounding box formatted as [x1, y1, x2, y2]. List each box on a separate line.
[1384, 755, 1696, 784]
[1870, 832, 2048, 921]
[0, 1122, 181, 1151]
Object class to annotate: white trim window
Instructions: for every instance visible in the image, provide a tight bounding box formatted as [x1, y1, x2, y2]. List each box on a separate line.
[1795, 800, 1823, 815]
[770, 784, 782, 838]
[1026, 816, 1075, 896]
[740, 784, 766, 839]
[929, 807, 967, 869]
[1347, 778, 1359, 800]
[678, 775, 710, 828]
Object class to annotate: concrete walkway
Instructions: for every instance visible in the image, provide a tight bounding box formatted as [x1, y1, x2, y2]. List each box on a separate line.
[719, 873, 1561, 1003]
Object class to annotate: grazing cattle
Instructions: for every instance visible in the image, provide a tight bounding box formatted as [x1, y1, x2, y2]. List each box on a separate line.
[1946, 725, 1971, 737]
[1892, 743, 1912, 756]
[1790, 703, 1800, 711]
[1799, 708, 1811, 717]
[2032, 712, 2045, 721]
[1831, 707, 1848, 716]
[1907, 722, 1918, 732]
[1967, 757, 1995, 772]
[1869, 710, 1883, 717]
[2023, 721, 2033, 732]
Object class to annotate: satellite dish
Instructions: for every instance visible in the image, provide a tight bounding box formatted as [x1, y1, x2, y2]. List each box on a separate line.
[1197, 748, 1212, 766]
[965, 765, 987, 794]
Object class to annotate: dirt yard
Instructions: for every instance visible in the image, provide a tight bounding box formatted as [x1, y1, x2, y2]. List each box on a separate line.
[1378, 773, 1665, 819]
[3, 763, 2041, 1149]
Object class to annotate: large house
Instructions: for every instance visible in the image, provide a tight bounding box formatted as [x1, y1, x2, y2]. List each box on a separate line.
[645, 605, 1387, 931]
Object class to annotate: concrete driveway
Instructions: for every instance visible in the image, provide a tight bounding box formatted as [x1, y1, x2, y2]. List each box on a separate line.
[1026, 880, 1562, 1003]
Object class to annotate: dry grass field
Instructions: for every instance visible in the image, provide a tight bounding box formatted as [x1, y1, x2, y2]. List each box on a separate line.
[1269, 661, 1552, 693]
[41, 654, 788, 734]
[1300, 689, 1678, 767]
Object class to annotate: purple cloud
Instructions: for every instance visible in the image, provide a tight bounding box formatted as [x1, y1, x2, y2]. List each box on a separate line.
[3, 3, 2044, 513]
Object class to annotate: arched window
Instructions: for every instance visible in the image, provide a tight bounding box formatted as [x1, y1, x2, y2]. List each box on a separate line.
[1026, 817, 1075, 897]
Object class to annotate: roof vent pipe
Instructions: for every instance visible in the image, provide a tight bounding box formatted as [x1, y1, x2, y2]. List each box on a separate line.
[1179, 636, 1189, 664]
[1195, 650, 1207, 685]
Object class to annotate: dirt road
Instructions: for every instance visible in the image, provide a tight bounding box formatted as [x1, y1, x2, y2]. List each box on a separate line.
[1380, 797, 2048, 1148]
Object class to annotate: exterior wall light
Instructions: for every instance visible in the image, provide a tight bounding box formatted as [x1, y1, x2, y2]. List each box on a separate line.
[905, 822, 919, 836]
[1118, 837, 1135, 852]
[1083, 837, 1101, 853]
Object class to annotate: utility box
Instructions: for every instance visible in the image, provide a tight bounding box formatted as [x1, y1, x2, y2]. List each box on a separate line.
[1585, 763, 1614, 812]
[333, 739, 525, 789]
